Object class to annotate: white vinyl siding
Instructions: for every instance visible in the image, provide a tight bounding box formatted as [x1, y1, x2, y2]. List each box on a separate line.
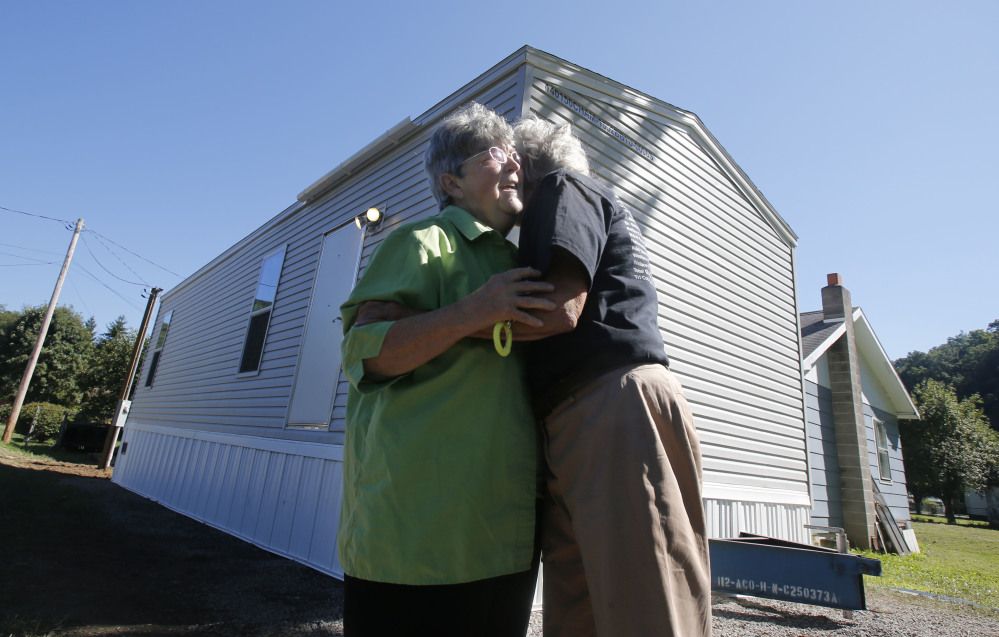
[114, 422, 345, 578]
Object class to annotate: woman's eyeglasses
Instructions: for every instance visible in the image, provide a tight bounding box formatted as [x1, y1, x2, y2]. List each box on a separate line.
[462, 146, 521, 166]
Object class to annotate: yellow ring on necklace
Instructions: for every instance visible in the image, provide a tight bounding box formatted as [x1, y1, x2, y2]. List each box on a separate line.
[493, 321, 513, 357]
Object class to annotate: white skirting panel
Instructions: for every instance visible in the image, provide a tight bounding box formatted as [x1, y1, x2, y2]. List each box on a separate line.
[111, 422, 808, 596]
[705, 498, 811, 544]
[112, 422, 345, 578]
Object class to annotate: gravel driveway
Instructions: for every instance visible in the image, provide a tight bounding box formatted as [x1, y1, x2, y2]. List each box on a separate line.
[708, 590, 999, 636]
[526, 589, 999, 636]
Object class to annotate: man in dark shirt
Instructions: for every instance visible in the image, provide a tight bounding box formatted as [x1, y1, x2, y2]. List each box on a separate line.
[512, 117, 711, 637]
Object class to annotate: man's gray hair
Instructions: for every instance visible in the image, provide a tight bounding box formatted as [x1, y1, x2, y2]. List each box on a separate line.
[514, 116, 591, 186]
[425, 102, 516, 210]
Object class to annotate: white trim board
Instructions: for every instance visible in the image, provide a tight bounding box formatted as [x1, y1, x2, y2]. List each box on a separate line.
[123, 421, 344, 462]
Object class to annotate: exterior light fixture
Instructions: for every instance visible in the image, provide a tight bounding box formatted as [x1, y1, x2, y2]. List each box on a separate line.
[355, 206, 384, 230]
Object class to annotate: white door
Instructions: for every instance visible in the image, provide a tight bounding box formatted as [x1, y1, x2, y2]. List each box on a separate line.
[286, 225, 362, 428]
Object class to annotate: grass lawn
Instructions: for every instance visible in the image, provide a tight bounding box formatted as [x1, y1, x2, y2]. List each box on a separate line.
[860, 517, 999, 609]
[1, 432, 101, 463]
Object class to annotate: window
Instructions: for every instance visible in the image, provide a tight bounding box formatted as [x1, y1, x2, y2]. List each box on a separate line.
[238, 248, 286, 374]
[874, 417, 892, 481]
[145, 310, 173, 387]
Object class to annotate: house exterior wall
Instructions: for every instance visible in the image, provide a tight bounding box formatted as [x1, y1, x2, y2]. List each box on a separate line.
[114, 47, 812, 576]
[805, 376, 843, 529]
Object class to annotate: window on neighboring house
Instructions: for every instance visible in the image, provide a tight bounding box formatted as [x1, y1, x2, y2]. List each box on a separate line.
[875, 417, 892, 481]
[145, 310, 173, 387]
[238, 247, 286, 374]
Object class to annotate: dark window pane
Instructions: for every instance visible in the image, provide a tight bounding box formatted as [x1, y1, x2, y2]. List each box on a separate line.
[145, 351, 162, 387]
[239, 310, 271, 373]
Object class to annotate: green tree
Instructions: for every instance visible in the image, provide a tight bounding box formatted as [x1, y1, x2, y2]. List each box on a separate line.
[896, 320, 999, 432]
[78, 316, 139, 418]
[902, 379, 998, 523]
[0, 304, 15, 327]
[0, 304, 95, 406]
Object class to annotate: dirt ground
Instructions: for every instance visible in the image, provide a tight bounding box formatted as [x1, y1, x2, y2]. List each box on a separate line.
[0, 446, 345, 636]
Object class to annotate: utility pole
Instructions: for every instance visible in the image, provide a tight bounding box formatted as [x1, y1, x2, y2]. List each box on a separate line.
[98, 287, 161, 469]
[3, 218, 84, 444]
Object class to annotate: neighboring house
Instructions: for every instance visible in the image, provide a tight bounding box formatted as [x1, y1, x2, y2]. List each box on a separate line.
[112, 46, 815, 580]
[800, 274, 919, 548]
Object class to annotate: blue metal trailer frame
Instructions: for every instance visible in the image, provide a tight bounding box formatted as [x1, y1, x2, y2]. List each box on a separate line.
[710, 535, 882, 611]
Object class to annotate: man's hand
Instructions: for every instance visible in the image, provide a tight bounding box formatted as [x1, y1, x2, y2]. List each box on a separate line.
[355, 267, 556, 380]
[353, 267, 555, 329]
[456, 267, 557, 328]
[501, 248, 590, 341]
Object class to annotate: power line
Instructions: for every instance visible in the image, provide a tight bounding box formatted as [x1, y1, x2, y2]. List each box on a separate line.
[2, 203, 183, 280]
[69, 262, 146, 313]
[0, 252, 61, 266]
[80, 231, 149, 286]
[64, 274, 95, 319]
[86, 227, 182, 278]
[0, 205, 74, 225]
[0, 262, 62, 267]
[0, 242, 62, 256]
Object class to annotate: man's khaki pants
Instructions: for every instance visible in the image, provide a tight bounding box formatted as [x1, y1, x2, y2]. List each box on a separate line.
[540, 363, 711, 637]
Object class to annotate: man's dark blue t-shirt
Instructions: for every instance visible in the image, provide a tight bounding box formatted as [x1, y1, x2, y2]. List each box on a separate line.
[518, 169, 670, 413]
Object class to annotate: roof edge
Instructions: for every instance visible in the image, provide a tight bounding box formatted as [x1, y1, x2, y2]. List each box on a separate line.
[802, 307, 919, 419]
[852, 308, 919, 419]
[297, 117, 420, 203]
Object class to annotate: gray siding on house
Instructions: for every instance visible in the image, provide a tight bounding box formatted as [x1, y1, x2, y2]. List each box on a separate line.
[806, 380, 843, 528]
[522, 60, 806, 500]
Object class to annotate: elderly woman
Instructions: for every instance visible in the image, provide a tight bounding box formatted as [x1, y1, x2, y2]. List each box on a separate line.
[337, 103, 554, 637]
[513, 117, 712, 637]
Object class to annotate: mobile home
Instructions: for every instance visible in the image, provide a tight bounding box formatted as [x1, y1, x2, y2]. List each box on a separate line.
[114, 46, 820, 577]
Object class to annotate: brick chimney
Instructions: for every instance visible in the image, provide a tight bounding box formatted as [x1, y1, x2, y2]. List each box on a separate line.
[820, 273, 877, 549]
[822, 273, 849, 322]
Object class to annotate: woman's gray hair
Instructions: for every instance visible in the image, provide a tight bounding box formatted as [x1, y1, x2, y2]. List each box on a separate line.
[425, 102, 516, 209]
[514, 116, 591, 187]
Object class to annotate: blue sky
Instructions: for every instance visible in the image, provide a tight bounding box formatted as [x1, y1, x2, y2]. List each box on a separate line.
[2, 0, 996, 361]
